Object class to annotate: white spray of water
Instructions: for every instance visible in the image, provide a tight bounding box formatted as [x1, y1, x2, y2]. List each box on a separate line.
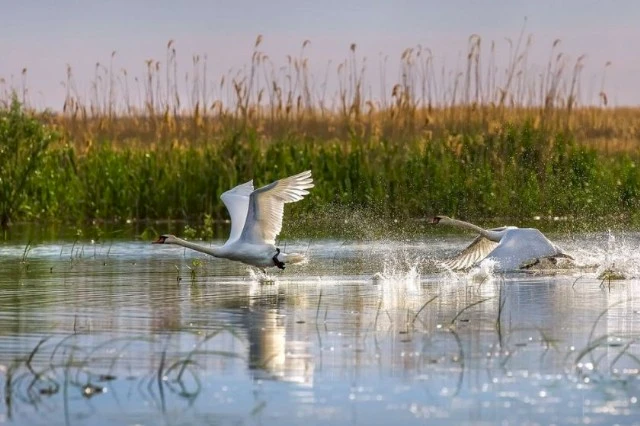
[368, 248, 427, 331]
[593, 230, 640, 279]
[370, 245, 425, 314]
[372, 250, 421, 288]
[568, 230, 640, 279]
[435, 257, 500, 285]
[247, 268, 278, 284]
[464, 258, 500, 283]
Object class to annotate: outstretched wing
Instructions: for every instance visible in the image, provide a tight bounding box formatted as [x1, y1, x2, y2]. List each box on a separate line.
[240, 170, 314, 245]
[220, 179, 254, 244]
[442, 227, 507, 271]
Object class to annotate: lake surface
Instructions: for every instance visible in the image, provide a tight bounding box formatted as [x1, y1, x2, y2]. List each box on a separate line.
[1, 230, 640, 425]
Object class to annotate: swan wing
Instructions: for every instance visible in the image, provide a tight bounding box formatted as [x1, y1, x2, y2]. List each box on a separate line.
[220, 179, 254, 243]
[443, 227, 507, 270]
[240, 170, 314, 245]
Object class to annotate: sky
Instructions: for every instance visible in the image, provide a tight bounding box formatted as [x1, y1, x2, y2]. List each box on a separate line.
[1, 0, 639, 110]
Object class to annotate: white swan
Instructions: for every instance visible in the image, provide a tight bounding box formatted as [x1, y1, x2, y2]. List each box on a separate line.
[431, 215, 573, 271]
[153, 170, 314, 271]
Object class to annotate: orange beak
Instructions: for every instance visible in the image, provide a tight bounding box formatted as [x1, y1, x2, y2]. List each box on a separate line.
[152, 236, 165, 244]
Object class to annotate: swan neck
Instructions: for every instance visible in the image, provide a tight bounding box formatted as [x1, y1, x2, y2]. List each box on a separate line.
[169, 237, 222, 257]
[444, 218, 502, 242]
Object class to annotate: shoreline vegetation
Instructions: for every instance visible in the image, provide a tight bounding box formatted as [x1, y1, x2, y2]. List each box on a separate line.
[1, 34, 640, 239]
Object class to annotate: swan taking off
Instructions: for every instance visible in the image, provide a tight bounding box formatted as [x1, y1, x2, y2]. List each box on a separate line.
[153, 170, 314, 271]
[431, 215, 573, 272]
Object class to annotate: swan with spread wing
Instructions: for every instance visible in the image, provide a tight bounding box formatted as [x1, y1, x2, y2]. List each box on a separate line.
[153, 170, 314, 271]
[431, 215, 573, 271]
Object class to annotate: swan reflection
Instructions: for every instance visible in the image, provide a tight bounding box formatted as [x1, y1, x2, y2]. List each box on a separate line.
[244, 286, 314, 386]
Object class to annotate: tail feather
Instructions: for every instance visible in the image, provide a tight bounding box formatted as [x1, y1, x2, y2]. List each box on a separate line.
[278, 252, 307, 265]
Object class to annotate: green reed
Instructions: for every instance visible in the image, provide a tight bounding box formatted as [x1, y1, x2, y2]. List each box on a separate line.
[2, 27, 640, 235]
[5, 112, 640, 235]
[0, 97, 60, 228]
[4, 33, 639, 156]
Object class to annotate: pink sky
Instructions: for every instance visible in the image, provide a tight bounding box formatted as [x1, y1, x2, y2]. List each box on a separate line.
[2, 1, 638, 109]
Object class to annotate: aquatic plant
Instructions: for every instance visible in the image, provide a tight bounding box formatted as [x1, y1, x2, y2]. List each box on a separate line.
[0, 113, 638, 236]
[6, 34, 634, 151]
[1, 34, 639, 234]
[0, 330, 245, 421]
[0, 97, 59, 228]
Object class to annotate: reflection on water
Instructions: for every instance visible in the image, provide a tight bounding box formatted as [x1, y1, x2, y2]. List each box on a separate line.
[0, 232, 639, 425]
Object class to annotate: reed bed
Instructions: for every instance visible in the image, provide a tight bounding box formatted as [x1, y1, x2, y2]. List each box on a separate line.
[1, 34, 640, 232]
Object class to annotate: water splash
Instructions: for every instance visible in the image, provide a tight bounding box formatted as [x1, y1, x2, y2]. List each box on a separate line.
[593, 230, 640, 280]
[434, 257, 499, 284]
[571, 230, 640, 279]
[369, 246, 426, 330]
[370, 245, 425, 312]
[371, 249, 422, 289]
[247, 268, 278, 284]
[464, 258, 500, 283]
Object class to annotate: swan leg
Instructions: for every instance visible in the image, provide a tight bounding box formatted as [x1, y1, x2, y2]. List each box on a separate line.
[272, 248, 285, 270]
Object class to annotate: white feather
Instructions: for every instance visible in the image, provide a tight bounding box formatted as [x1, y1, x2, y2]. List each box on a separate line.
[220, 179, 254, 244]
[240, 170, 314, 245]
[443, 234, 500, 270]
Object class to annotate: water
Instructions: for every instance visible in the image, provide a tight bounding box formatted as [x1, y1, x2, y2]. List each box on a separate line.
[1, 231, 640, 425]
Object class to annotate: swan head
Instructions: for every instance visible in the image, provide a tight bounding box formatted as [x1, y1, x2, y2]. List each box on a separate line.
[430, 215, 451, 225]
[152, 234, 177, 244]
